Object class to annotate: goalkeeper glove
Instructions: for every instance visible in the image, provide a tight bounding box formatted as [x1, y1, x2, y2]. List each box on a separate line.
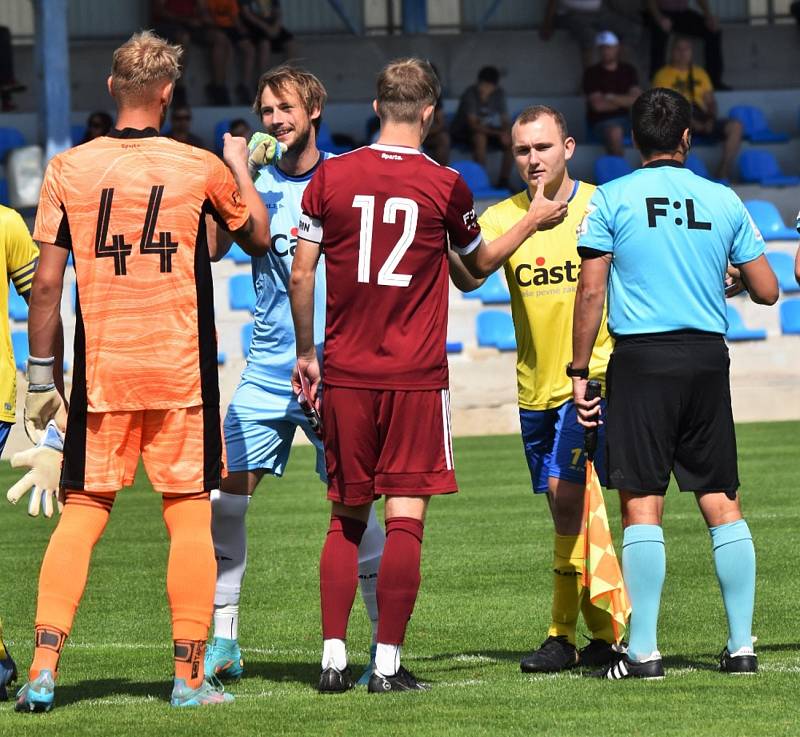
[23, 356, 67, 444]
[247, 132, 287, 181]
[7, 420, 64, 518]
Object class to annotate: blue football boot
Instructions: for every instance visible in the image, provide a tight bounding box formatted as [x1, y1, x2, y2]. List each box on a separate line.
[14, 669, 55, 713]
[356, 644, 378, 686]
[204, 638, 244, 681]
[170, 675, 234, 707]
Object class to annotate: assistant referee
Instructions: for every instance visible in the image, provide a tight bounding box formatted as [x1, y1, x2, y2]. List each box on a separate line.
[570, 87, 778, 680]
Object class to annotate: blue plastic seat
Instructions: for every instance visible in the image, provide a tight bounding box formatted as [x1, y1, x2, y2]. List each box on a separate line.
[0, 127, 25, 162]
[241, 322, 254, 356]
[71, 124, 86, 147]
[728, 105, 789, 143]
[214, 119, 231, 154]
[779, 299, 800, 335]
[684, 153, 710, 178]
[226, 243, 251, 264]
[228, 274, 257, 312]
[738, 150, 800, 187]
[593, 155, 632, 185]
[476, 310, 516, 351]
[0, 179, 8, 206]
[766, 252, 800, 294]
[11, 330, 28, 371]
[217, 351, 227, 365]
[8, 289, 28, 321]
[446, 341, 463, 353]
[462, 271, 510, 304]
[317, 121, 351, 155]
[449, 160, 511, 199]
[725, 304, 766, 342]
[744, 201, 797, 241]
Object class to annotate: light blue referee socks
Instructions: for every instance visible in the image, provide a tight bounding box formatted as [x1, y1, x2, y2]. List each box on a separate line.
[709, 519, 755, 654]
[622, 524, 666, 661]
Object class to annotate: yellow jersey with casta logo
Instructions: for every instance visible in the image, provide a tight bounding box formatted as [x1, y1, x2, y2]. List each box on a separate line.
[478, 181, 612, 411]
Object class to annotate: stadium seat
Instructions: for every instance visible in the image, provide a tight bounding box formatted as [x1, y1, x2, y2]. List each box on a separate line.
[241, 322, 254, 356]
[476, 310, 516, 351]
[11, 330, 28, 371]
[0, 179, 8, 206]
[684, 153, 728, 185]
[449, 160, 511, 199]
[446, 341, 463, 353]
[226, 243, 251, 264]
[725, 304, 766, 342]
[228, 274, 257, 312]
[461, 271, 510, 304]
[744, 200, 797, 241]
[766, 252, 800, 294]
[214, 119, 231, 154]
[317, 121, 351, 155]
[779, 298, 800, 335]
[738, 150, 800, 187]
[217, 351, 227, 365]
[728, 105, 789, 143]
[0, 127, 25, 162]
[71, 124, 85, 147]
[593, 155, 632, 185]
[8, 289, 27, 321]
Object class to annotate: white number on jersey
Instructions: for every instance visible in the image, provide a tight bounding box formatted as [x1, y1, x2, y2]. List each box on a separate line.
[352, 195, 419, 287]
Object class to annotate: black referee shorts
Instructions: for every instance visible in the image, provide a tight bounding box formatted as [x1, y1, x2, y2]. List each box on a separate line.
[605, 330, 739, 496]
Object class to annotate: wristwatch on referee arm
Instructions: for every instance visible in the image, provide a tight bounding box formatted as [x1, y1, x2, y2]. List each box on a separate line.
[566, 362, 589, 379]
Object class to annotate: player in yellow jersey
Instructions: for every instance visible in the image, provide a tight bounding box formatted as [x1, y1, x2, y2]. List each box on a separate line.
[0, 204, 41, 700]
[450, 106, 617, 673]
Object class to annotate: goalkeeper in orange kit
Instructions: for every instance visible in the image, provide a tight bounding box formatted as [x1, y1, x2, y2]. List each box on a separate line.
[10, 31, 270, 712]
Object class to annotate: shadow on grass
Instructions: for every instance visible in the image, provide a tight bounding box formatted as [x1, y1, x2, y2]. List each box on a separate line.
[243, 659, 320, 686]
[55, 678, 170, 707]
[754, 643, 800, 654]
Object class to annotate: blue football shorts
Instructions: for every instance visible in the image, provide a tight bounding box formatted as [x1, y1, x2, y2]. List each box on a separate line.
[519, 399, 607, 493]
[0, 421, 11, 458]
[224, 378, 326, 481]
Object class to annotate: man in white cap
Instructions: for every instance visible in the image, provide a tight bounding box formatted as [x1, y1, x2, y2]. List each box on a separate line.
[582, 31, 642, 157]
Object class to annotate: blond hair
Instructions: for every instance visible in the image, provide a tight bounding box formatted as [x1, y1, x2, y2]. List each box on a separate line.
[111, 30, 182, 103]
[253, 65, 327, 131]
[376, 58, 440, 124]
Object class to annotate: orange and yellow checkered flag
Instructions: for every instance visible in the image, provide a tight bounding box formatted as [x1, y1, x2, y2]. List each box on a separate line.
[581, 380, 630, 643]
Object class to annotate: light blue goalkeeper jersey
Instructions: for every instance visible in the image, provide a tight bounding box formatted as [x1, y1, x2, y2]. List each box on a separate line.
[239, 152, 332, 394]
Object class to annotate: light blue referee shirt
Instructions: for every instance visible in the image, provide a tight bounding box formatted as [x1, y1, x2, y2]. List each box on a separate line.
[577, 160, 765, 336]
[239, 153, 332, 394]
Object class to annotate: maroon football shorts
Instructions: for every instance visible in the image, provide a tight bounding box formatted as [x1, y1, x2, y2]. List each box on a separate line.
[322, 386, 458, 506]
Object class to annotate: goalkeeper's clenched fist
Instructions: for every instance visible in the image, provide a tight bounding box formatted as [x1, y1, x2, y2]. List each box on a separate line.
[23, 356, 67, 444]
[247, 132, 287, 181]
[7, 420, 64, 518]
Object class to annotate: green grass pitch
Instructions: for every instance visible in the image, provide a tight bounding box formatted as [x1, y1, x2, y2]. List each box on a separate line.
[1, 421, 798, 736]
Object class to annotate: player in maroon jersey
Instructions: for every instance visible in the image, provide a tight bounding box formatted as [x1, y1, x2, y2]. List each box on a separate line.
[290, 58, 568, 693]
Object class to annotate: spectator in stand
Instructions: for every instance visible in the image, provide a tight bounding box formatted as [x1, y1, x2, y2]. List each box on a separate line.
[0, 26, 26, 112]
[647, 0, 727, 90]
[451, 66, 512, 189]
[540, 0, 641, 68]
[168, 104, 207, 148]
[423, 64, 450, 166]
[229, 118, 253, 140]
[238, 0, 297, 71]
[583, 31, 641, 156]
[653, 36, 742, 180]
[81, 111, 113, 144]
[206, 0, 256, 105]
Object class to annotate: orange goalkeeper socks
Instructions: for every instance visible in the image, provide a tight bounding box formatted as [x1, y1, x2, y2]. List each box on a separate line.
[31, 492, 114, 679]
[162, 493, 216, 687]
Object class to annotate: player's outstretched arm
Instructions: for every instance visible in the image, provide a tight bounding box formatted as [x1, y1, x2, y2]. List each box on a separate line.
[25, 243, 68, 442]
[289, 238, 322, 403]
[448, 249, 485, 292]
[571, 254, 610, 428]
[459, 182, 567, 278]
[222, 132, 270, 256]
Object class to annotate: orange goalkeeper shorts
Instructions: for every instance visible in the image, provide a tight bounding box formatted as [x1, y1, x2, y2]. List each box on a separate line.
[61, 405, 224, 494]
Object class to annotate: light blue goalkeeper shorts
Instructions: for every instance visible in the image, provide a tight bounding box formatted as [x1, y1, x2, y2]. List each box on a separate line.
[224, 378, 326, 480]
[519, 400, 607, 493]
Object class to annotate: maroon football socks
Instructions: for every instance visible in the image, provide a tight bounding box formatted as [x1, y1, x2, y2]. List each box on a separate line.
[320, 515, 367, 639]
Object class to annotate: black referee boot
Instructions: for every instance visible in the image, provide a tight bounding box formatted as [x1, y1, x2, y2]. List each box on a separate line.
[520, 635, 579, 673]
[589, 651, 664, 680]
[719, 647, 757, 674]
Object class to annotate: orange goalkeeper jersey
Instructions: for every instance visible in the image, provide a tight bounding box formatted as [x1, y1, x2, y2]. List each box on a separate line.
[33, 128, 249, 412]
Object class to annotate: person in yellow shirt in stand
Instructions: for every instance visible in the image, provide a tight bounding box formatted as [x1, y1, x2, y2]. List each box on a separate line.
[652, 36, 742, 180]
[449, 105, 618, 674]
[0, 203, 43, 700]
